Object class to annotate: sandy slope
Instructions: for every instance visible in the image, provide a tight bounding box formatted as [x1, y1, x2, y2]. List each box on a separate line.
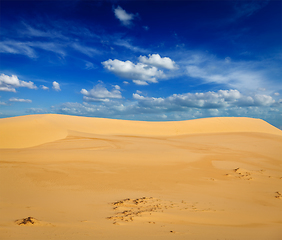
[0, 114, 282, 240]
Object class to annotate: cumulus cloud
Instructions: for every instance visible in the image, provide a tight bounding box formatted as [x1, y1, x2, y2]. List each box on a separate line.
[133, 89, 278, 110]
[102, 59, 165, 84]
[139, 54, 178, 70]
[114, 85, 121, 90]
[41, 85, 49, 90]
[52, 81, 61, 91]
[133, 80, 149, 85]
[81, 84, 122, 102]
[102, 54, 179, 85]
[9, 97, 32, 103]
[253, 94, 275, 106]
[0, 73, 37, 92]
[0, 87, 17, 92]
[133, 93, 146, 100]
[114, 6, 136, 26]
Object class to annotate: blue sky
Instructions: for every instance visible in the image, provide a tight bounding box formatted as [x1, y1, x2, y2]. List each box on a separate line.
[0, 0, 281, 128]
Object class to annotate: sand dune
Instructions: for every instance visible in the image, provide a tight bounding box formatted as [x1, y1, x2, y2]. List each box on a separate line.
[0, 114, 281, 148]
[0, 115, 68, 148]
[0, 114, 282, 239]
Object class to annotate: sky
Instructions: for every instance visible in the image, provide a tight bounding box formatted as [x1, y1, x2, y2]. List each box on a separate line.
[0, 0, 281, 128]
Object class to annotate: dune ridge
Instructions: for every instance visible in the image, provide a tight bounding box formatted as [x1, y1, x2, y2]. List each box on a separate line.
[0, 114, 281, 148]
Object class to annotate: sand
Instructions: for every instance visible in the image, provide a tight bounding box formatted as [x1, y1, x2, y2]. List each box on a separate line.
[0, 114, 281, 240]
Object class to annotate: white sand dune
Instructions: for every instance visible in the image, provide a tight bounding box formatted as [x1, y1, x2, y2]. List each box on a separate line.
[0, 114, 282, 240]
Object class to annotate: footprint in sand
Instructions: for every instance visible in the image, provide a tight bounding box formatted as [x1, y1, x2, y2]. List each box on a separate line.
[107, 197, 217, 224]
[234, 168, 253, 180]
[275, 191, 282, 199]
[107, 197, 169, 223]
[15, 217, 39, 226]
[224, 168, 253, 180]
[15, 216, 54, 227]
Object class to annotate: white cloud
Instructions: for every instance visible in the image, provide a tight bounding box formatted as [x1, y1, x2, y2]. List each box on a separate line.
[185, 57, 269, 91]
[0, 35, 99, 60]
[85, 61, 95, 70]
[274, 92, 280, 96]
[0, 41, 37, 58]
[0, 87, 16, 92]
[225, 57, 231, 63]
[133, 80, 149, 85]
[102, 59, 165, 84]
[21, 23, 68, 40]
[169, 50, 281, 93]
[9, 97, 32, 103]
[26, 108, 47, 114]
[218, 89, 241, 100]
[139, 54, 178, 70]
[114, 39, 148, 53]
[71, 43, 100, 57]
[114, 6, 136, 26]
[0, 73, 37, 92]
[253, 94, 275, 106]
[237, 96, 255, 106]
[0, 21, 103, 59]
[81, 84, 122, 102]
[102, 54, 178, 85]
[41, 85, 49, 90]
[82, 96, 110, 102]
[0, 40, 65, 58]
[133, 89, 278, 110]
[133, 93, 146, 100]
[52, 81, 61, 91]
[31, 42, 65, 56]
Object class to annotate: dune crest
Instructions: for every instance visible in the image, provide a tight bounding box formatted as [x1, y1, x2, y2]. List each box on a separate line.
[0, 114, 281, 148]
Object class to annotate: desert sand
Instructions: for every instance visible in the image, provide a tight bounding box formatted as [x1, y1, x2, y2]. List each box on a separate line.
[0, 114, 281, 240]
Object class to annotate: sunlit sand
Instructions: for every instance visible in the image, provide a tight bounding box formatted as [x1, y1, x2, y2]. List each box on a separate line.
[0, 114, 281, 239]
